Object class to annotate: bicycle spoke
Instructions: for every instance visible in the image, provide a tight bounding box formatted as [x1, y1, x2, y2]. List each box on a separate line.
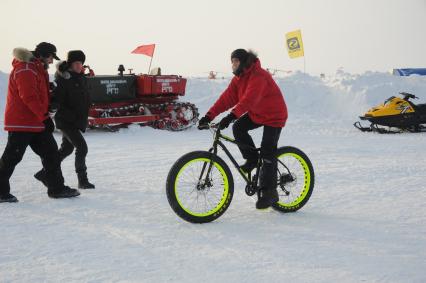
[175, 158, 228, 215]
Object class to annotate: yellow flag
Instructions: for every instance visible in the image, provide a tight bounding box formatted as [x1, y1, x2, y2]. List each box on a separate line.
[285, 30, 304, 59]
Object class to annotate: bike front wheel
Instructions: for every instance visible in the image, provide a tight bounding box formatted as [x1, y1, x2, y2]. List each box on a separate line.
[166, 151, 234, 223]
[272, 146, 315, 212]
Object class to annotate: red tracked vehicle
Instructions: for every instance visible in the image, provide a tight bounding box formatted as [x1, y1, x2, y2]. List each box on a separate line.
[85, 66, 198, 131]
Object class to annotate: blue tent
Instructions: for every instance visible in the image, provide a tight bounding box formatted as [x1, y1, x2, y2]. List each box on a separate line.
[392, 68, 426, 76]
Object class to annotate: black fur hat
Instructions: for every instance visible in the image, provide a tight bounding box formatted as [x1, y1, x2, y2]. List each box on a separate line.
[231, 49, 249, 64]
[67, 50, 86, 65]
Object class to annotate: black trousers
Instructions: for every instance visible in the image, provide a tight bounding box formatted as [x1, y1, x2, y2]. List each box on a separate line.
[0, 131, 64, 195]
[58, 128, 88, 175]
[232, 113, 282, 190]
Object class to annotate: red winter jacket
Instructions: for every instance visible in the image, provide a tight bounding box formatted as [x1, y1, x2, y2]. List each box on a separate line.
[207, 59, 287, 128]
[4, 48, 50, 132]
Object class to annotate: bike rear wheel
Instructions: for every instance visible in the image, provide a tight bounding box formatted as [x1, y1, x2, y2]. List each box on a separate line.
[166, 151, 234, 223]
[272, 146, 314, 212]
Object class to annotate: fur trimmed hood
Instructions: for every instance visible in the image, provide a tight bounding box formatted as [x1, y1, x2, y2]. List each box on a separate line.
[12, 47, 34, 63]
[55, 61, 71, 80]
[245, 50, 258, 68]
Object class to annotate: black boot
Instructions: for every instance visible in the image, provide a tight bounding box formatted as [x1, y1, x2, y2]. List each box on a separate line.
[256, 157, 279, 209]
[256, 187, 279, 209]
[34, 169, 48, 188]
[0, 193, 18, 203]
[48, 185, 80, 199]
[239, 159, 258, 174]
[78, 173, 95, 189]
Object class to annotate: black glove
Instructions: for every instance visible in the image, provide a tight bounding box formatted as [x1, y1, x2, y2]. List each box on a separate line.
[43, 117, 55, 133]
[218, 112, 236, 130]
[198, 115, 211, 130]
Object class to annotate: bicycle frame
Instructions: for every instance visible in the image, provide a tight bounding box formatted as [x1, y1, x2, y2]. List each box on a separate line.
[195, 126, 255, 189]
[197, 124, 292, 195]
[211, 128, 258, 182]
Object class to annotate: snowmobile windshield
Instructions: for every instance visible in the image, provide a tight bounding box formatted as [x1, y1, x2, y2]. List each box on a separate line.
[384, 96, 396, 105]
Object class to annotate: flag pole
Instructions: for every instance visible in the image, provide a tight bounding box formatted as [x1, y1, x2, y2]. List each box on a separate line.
[148, 57, 153, 74]
[303, 56, 306, 74]
[148, 47, 155, 74]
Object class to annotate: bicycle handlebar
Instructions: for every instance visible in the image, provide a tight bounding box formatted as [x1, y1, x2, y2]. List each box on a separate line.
[197, 123, 219, 131]
[198, 122, 260, 151]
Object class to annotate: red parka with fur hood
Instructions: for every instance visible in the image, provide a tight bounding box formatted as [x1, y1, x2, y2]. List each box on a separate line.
[207, 54, 287, 128]
[4, 48, 50, 132]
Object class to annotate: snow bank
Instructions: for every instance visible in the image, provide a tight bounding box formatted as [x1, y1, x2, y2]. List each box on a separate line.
[186, 70, 426, 123]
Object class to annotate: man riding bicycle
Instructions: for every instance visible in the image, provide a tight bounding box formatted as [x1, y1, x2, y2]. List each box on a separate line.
[198, 49, 288, 209]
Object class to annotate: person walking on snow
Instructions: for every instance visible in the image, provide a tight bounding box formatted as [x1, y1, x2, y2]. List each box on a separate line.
[0, 42, 80, 203]
[198, 49, 288, 209]
[35, 50, 94, 189]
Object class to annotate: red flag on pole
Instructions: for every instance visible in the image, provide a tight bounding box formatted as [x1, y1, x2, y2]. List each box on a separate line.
[131, 44, 156, 57]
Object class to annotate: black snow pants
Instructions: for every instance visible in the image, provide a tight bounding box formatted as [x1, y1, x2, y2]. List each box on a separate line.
[232, 113, 282, 190]
[58, 128, 88, 176]
[0, 131, 64, 195]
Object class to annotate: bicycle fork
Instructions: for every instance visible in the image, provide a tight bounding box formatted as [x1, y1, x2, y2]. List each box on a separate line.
[195, 147, 218, 191]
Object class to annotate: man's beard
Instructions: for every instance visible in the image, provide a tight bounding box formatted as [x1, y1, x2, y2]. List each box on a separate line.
[41, 58, 50, 70]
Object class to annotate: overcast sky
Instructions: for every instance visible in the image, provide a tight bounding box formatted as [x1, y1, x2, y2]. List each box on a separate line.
[0, 0, 425, 76]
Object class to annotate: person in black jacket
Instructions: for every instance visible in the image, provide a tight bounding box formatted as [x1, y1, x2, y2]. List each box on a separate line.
[35, 50, 95, 189]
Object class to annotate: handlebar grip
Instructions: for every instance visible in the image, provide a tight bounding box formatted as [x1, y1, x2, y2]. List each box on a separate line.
[197, 124, 210, 130]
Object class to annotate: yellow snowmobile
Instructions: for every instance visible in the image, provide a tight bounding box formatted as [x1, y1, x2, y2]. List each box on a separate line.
[354, 92, 426, 133]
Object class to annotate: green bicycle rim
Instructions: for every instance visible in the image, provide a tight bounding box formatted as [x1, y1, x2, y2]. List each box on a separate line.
[276, 152, 311, 207]
[174, 158, 229, 217]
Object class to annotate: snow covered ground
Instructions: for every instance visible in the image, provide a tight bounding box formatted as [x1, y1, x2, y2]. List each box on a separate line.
[0, 71, 425, 282]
